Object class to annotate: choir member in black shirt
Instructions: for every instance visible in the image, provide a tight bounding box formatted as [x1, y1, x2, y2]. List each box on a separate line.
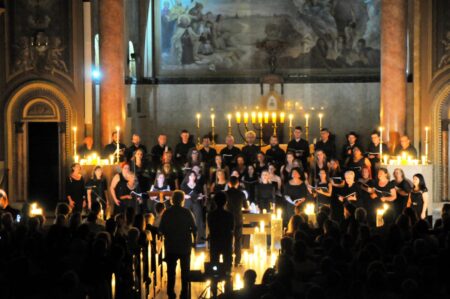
[149, 172, 171, 210]
[358, 166, 376, 225]
[255, 170, 276, 211]
[280, 151, 296, 183]
[310, 149, 328, 185]
[130, 148, 153, 194]
[86, 166, 108, 214]
[313, 169, 333, 208]
[125, 134, 147, 162]
[241, 131, 260, 165]
[210, 169, 228, 195]
[329, 158, 345, 188]
[150, 134, 171, 167]
[393, 168, 412, 217]
[315, 128, 336, 159]
[103, 131, 126, 162]
[265, 135, 286, 169]
[241, 165, 258, 204]
[370, 168, 397, 225]
[66, 163, 86, 213]
[341, 131, 363, 165]
[115, 172, 141, 214]
[184, 148, 205, 177]
[110, 163, 131, 213]
[346, 146, 371, 180]
[174, 130, 196, 167]
[0, 190, 19, 219]
[394, 135, 418, 158]
[220, 135, 241, 169]
[209, 155, 230, 184]
[181, 171, 206, 245]
[367, 130, 389, 174]
[225, 176, 249, 266]
[199, 135, 217, 176]
[284, 167, 308, 223]
[160, 162, 179, 190]
[77, 136, 95, 158]
[335, 171, 360, 222]
[234, 155, 247, 178]
[255, 152, 268, 176]
[408, 174, 429, 219]
[287, 126, 309, 171]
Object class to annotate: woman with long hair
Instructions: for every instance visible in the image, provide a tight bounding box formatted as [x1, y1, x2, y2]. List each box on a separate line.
[66, 163, 85, 213]
[408, 173, 429, 220]
[241, 165, 258, 203]
[283, 167, 308, 224]
[86, 166, 108, 215]
[209, 154, 230, 184]
[310, 149, 328, 185]
[346, 146, 371, 180]
[393, 168, 412, 218]
[370, 168, 397, 225]
[131, 148, 152, 192]
[110, 163, 131, 214]
[313, 169, 333, 209]
[280, 151, 296, 183]
[181, 171, 206, 245]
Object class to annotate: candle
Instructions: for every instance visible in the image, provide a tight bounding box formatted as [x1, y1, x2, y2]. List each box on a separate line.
[376, 209, 385, 227]
[277, 208, 282, 220]
[271, 112, 277, 124]
[211, 114, 215, 127]
[264, 111, 269, 124]
[236, 112, 241, 124]
[196, 113, 201, 128]
[116, 126, 120, 162]
[111, 273, 116, 299]
[288, 114, 293, 127]
[243, 112, 249, 124]
[305, 113, 309, 127]
[383, 155, 388, 165]
[262, 209, 267, 214]
[421, 155, 427, 165]
[260, 220, 265, 233]
[318, 113, 323, 130]
[379, 126, 383, 157]
[271, 213, 283, 251]
[258, 111, 263, 124]
[74, 155, 79, 163]
[251, 111, 256, 123]
[280, 112, 285, 123]
[226, 114, 232, 127]
[73, 127, 77, 158]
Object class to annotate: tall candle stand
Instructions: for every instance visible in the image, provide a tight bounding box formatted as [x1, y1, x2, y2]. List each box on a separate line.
[196, 113, 201, 146]
[227, 114, 232, 136]
[288, 114, 294, 140]
[305, 114, 310, 142]
[115, 126, 120, 163]
[211, 114, 216, 145]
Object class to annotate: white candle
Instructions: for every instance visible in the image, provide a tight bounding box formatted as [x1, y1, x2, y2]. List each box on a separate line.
[305, 114, 309, 127]
[211, 114, 215, 127]
[379, 126, 383, 157]
[318, 113, 323, 130]
[288, 114, 293, 127]
[227, 114, 232, 127]
[111, 273, 116, 299]
[116, 126, 120, 162]
[196, 113, 201, 129]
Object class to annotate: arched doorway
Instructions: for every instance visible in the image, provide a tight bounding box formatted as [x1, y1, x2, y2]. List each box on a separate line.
[5, 82, 74, 210]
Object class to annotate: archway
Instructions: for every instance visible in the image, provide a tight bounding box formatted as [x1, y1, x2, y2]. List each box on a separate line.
[5, 82, 74, 208]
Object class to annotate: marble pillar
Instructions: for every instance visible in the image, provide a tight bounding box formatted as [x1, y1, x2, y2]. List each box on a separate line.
[442, 121, 449, 201]
[99, 0, 125, 146]
[380, 0, 407, 153]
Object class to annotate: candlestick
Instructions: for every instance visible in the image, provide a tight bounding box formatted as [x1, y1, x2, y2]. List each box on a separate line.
[305, 114, 310, 142]
[258, 111, 263, 124]
[264, 111, 269, 124]
[318, 113, 323, 131]
[211, 114, 215, 127]
[227, 114, 232, 136]
[243, 112, 249, 124]
[211, 114, 215, 145]
[196, 113, 201, 146]
[196, 113, 201, 128]
[236, 112, 241, 124]
[73, 127, 77, 159]
[111, 273, 116, 299]
[251, 111, 256, 124]
[425, 127, 429, 162]
[116, 126, 120, 163]
[288, 114, 293, 140]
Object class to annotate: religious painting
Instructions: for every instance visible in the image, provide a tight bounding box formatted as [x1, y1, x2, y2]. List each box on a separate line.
[6, 0, 71, 79]
[154, 0, 381, 79]
[433, 0, 450, 74]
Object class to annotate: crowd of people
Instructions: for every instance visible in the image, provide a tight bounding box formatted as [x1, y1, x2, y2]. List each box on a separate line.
[0, 125, 446, 299]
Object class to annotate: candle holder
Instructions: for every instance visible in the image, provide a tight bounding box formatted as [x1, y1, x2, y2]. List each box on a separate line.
[210, 114, 216, 145]
[115, 126, 120, 163]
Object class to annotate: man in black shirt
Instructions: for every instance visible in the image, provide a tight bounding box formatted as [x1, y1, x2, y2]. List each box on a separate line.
[287, 126, 309, 170]
[207, 192, 234, 293]
[174, 130, 196, 167]
[315, 128, 336, 159]
[220, 135, 241, 169]
[265, 135, 286, 169]
[125, 134, 148, 161]
[394, 135, 418, 158]
[103, 131, 126, 162]
[150, 134, 171, 166]
[225, 177, 249, 267]
[0, 190, 19, 219]
[77, 136, 95, 158]
[159, 191, 197, 299]
[367, 130, 389, 174]
[341, 131, 363, 164]
[242, 130, 260, 165]
[199, 135, 217, 175]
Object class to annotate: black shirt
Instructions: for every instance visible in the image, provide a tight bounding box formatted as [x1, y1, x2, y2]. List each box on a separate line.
[225, 188, 249, 227]
[200, 147, 217, 169]
[341, 143, 364, 164]
[66, 176, 85, 212]
[77, 144, 95, 158]
[315, 139, 336, 159]
[394, 145, 418, 158]
[220, 146, 241, 168]
[125, 144, 148, 162]
[150, 144, 171, 166]
[207, 208, 234, 245]
[174, 141, 196, 166]
[287, 139, 309, 170]
[255, 182, 276, 210]
[103, 142, 126, 162]
[86, 177, 108, 202]
[265, 145, 286, 168]
[241, 144, 260, 165]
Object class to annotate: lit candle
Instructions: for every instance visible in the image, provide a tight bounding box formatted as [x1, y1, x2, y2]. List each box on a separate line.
[277, 208, 282, 220]
[243, 112, 249, 124]
[227, 114, 232, 127]
[73, 127, 77, 158]
[258, 111, 263, 124]
[288, 114, 293, 127]
[379, 126, 383, 157]
[264, 111, 269, 124]
[74, 155, 79, 163]
[376, 209, 385, 227]
[271, 112, 277, 123]
[236, 112, 241, 124]
[211, 114, 215, 127]
[318, 113, 323, 130]
[280, 112, 285, 123]
[383, 155, 388, 165]
[421, 155, 427, 165]
[260, 220, 265, 233]
[111, 273, 116, 299]
[196, 113, 201, 129]
[251, 111, 256, 124]
[305, 113, 309, 127]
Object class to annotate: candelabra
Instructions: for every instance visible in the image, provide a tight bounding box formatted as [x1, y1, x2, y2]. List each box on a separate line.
[233, 111, 286, 146]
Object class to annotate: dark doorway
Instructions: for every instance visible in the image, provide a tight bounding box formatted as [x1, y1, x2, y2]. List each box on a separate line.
[28, 122, 60, 211]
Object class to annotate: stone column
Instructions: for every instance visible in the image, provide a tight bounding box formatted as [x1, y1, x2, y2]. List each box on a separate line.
[99, 0, 125, 146]
[442, 121, 449, 201]
[380, 0, 407, 153]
